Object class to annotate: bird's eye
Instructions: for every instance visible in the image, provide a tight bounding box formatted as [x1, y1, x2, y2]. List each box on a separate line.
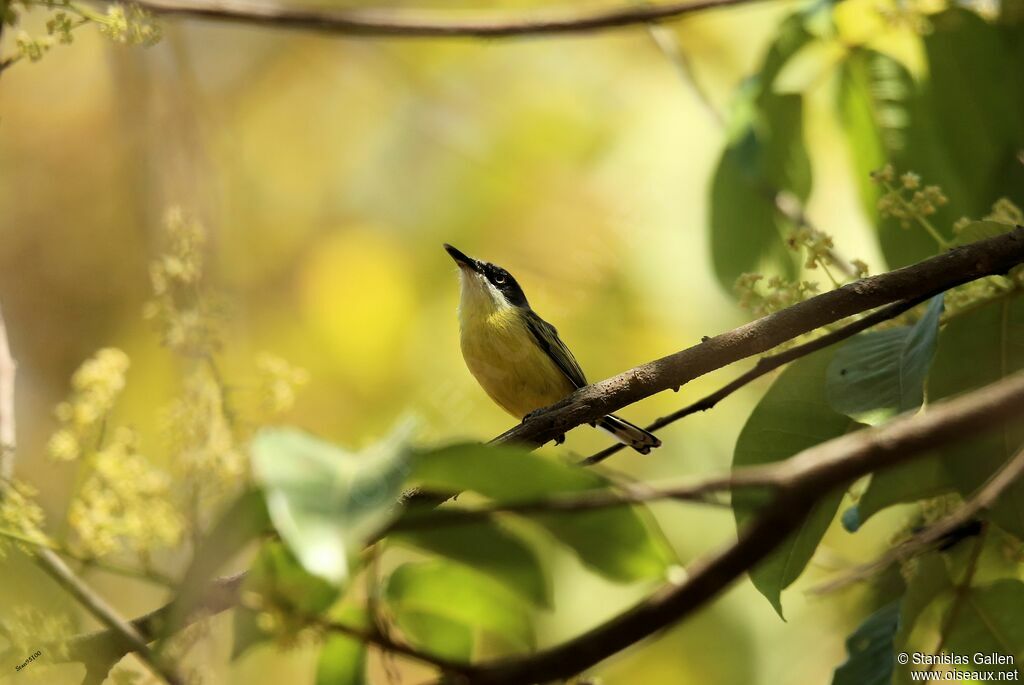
[493, 274, 506, 284]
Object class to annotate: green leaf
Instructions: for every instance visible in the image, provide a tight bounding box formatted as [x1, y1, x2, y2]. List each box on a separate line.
[248, 541, 340, 615]
[391, 611, 474, 662]
[390, 518, 551, 608]
[251, 422, 413, 585]
[930, 296, 1024, 538]
[896, 552, 951, 647]
[706, 8, 831, 290]
[162, 489, 269, 639]
[734, 349, 854, 617]
[826, 296, 944, 425]
[232, 541, 343, 660]
[316, 608, 369, 685]
[386, 560, 534, 657]
[756, 12, 816, 91]
[853, 455, 953, 528]
[407, 443, 674, 583]
[952, 220, 1016, 247]
[710, 92, 807, 290]
[944, 580, 1024, 673]
[316, 634, 366, 685]
[831, 600, 901, 685]
[839, 12, 1024, 269]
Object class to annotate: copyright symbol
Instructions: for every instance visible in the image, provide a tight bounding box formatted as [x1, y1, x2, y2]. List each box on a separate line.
[897, 652, 909, 665]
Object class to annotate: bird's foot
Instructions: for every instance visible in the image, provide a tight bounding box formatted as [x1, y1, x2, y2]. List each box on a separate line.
[554, 433, 566, 445]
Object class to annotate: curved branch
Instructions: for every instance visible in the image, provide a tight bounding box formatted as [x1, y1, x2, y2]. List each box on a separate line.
[496, 227, 1024, 449]
[463, 369, 1024, 685]
[581, 291, 935, 465]
[129, 0, 766, 38]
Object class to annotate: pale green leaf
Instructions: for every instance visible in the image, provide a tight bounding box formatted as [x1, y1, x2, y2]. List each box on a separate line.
[826, 296, 944, 425]
[251, 422, 413, 585]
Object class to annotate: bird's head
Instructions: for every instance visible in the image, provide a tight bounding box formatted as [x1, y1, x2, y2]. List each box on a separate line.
[444, 243, 529, 311]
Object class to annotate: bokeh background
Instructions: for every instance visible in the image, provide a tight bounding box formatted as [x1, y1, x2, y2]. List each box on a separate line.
[0, 1, 915, 682]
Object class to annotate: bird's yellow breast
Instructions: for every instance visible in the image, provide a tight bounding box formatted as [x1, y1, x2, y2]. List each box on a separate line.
[459, 306, 576, 419]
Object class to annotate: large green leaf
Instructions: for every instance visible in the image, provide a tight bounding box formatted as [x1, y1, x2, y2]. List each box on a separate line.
[316, 607, 369, 685]
[390, 518, 551, 607]
[708, 9, 822, 290]
[251, 423, 412, 585]
[831, 600, 901, 685]
[710, 92, 807, 290]
[406, 443, 674, 583]
[734, 349, 854, 617]
[839, 12, 1024, 269]
[826, 296, 944, 425]
[391, 611, 474, 662]
[944, 580, 1024, 674]
[385, 560, 534, 657]
[846, 455, 953, 530]
[930, 296, 1024, 538]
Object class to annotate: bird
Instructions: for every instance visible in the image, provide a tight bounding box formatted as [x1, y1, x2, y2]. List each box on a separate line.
[444, 243, 661, 454]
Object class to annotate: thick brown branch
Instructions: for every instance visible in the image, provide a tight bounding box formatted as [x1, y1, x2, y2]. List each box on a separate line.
[128, 0, 765, 38]
[581, 292, 934, 465]
[462, 370, 1024, 685]
[496, 227, 1024, 449]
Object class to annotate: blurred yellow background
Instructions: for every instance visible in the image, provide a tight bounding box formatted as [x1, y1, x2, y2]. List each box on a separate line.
[0, 2, 901, 682]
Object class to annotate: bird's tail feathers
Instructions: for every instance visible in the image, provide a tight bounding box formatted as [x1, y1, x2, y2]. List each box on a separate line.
[596, 414, 661, 454]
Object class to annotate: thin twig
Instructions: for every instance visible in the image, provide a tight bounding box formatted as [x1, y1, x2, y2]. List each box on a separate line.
[811, 444, 1024, 595]
[320, 618, 474, 678]
[581, 292, 934, 465]
[34, 549, 182, 684]
[0, 526, 176, 586]
[129, 0, 771, 38]
[388, 472, 773, 532]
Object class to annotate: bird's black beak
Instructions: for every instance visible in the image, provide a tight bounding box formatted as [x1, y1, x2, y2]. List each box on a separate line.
[444, 243, 481, 273]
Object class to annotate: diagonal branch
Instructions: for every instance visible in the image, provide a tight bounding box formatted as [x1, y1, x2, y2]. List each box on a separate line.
[129, 0, 768, 38]
[812, 443, 1024, 596]
[581, 292, 935, 465]
[461, 369, 1024, 685]
[495, 227, 1024, 449]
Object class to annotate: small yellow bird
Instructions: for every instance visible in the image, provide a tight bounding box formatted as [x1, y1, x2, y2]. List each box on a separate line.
[445, 244, 661, 454]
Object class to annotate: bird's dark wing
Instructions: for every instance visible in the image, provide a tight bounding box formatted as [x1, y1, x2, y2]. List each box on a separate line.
[524, 311, 587, 389]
